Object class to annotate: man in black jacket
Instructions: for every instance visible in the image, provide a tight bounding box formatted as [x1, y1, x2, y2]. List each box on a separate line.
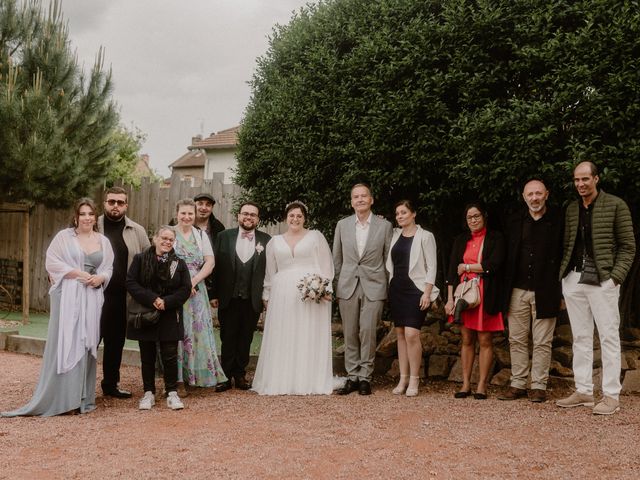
[193, 193, 225, 300]
[211, 202, 271, 391]
[499, 179, 563, 403]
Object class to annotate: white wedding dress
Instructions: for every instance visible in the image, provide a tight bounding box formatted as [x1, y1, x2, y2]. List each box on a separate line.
[252, 230, 334, 395]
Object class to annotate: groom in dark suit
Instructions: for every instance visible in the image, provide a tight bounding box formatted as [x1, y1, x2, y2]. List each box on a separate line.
[211, 202, 271, 391]
[333, 183, 392, 395]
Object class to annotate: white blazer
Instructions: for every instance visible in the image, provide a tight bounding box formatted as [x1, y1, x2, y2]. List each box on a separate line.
[386, 225, 439, 301]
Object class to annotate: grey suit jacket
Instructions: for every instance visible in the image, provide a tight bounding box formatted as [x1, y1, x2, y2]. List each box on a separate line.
[333, 213, 393, 301]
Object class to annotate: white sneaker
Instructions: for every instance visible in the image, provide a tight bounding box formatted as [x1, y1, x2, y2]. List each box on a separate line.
[167, 391, 184, 410]
[138, 391, 155, 410]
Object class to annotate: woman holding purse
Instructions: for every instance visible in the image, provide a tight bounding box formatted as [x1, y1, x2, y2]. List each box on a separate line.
[444, 203, 505, 399]
[126, 226, 192, 410]
[386, 200, 439, 397]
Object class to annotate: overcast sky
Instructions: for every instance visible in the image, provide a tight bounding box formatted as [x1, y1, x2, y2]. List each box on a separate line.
[62, 0, 313, 177]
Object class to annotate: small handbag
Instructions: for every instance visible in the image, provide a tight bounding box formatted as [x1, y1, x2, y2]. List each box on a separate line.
[451, 238, 485, 323]
[127, 297, 160, 329]
[578, 254, 600, 286]
[577, 227, 600, 286]
[453, 276, 481, 309]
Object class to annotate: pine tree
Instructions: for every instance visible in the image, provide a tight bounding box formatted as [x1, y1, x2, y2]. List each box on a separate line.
[0, 0, 118, 206]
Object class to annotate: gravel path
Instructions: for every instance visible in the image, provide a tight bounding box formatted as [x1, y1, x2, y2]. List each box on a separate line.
[1, 351, 639, 479]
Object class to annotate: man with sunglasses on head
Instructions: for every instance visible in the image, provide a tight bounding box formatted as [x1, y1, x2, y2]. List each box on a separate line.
[98, 187, 150, 398]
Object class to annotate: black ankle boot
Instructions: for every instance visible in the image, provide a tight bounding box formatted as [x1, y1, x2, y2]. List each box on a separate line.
[453, 299, 469, 324]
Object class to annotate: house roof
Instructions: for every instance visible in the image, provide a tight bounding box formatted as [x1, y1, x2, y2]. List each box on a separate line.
[169, 149, 206, 169]
[189, 125, 240, 150]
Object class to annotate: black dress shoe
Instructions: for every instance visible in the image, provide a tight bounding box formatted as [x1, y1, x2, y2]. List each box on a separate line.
[103, 388, 132, 399]
[473, 392, 488, 400]
[336, 379, 359, 395]
[358, 381, 372, 396]
[454, 390, 471, 399]
[215, 381, 232, 392]
[235, 377, 252, 390]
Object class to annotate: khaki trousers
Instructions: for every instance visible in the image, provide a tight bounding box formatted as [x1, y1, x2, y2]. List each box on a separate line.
[339, 282, 385, 383]
[507, 288, 556, 390]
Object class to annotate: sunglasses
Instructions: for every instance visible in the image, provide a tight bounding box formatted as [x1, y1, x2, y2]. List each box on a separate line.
[106, 199, 127, 207]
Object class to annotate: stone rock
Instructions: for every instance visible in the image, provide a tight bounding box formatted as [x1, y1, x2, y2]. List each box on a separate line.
[623, 350, 640, 370]
[549, 360, 573, 377]
[553, 324, 573, 347]
[621, 369, 640, 394]
[376, 328, 397, 357]
[386, 359, 400, 378]
[427, 355, 455, 378]
[420, 331, 448, 354]
[553, 345, 573, 367]
[490, 368, 511, 386]
[626, 327, 640, 340]
[440, 330, 461, 344]
[447, 357, 494, 384]
[422, 322, 441, 336]
[493, 344, 511, 368]
[548, 375, 575, 389]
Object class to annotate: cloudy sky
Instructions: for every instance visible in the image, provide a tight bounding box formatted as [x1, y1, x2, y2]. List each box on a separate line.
[62, 0, 312, 177]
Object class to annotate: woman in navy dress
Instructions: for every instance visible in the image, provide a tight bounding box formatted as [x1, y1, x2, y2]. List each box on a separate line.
[386, 200, 439, 397]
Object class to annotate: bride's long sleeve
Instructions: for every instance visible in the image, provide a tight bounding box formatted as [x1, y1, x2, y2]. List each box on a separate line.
[315, 231, 335, 286]
[262, 237, 277, 301]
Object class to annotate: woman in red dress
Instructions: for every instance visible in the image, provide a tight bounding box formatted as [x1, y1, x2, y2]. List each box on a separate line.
[445, 204, 505, 399]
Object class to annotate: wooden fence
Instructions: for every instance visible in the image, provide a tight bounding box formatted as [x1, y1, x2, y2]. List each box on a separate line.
[0, 175, 284, 312]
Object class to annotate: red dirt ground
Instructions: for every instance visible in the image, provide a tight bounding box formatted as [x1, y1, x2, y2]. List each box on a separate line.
[1, 351, 639, 479]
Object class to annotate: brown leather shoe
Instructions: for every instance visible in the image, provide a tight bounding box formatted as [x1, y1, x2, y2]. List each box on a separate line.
[529, 389, 547, 403]
[498, 386, 527, 401]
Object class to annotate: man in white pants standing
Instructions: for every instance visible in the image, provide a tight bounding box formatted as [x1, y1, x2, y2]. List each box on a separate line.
[556, 161, 635, 415]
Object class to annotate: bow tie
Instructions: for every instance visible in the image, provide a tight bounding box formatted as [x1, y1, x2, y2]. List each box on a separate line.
[241, 231, 254, 241]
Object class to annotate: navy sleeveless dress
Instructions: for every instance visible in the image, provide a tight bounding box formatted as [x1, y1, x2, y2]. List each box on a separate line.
[388, 234, 424, 330]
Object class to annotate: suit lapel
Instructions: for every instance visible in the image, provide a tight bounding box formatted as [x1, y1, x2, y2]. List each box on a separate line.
[229, 228, 239, 275]
[361, 214, 379, 258]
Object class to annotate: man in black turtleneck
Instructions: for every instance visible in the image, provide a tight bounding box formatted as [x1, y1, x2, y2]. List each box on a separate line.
[98, 187, 150, 398]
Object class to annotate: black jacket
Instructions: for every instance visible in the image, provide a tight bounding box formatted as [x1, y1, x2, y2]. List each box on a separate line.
[125, 251, 192, 342]
[446, 229, 506, 316]
[211, 228, 272, 313]
[503, 206, 563, 318]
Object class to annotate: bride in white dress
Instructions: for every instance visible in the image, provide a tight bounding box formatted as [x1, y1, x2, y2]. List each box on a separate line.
[252, 201, 334, 395]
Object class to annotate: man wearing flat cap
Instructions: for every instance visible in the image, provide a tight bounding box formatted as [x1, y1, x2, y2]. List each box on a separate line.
[193, 193, 225, 300]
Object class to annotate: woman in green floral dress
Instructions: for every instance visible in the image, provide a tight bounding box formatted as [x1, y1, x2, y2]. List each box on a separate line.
[173, 199, 227, 391]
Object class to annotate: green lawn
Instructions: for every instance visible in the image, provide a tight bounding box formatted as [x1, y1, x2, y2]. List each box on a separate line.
[0, 311, 263, 354]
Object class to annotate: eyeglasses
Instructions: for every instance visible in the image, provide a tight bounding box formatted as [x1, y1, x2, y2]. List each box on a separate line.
[240, 212, 259, 218]
[106, 199, 127, 207]
[466, 214, 483, 221]
[158, 236, 174, 243]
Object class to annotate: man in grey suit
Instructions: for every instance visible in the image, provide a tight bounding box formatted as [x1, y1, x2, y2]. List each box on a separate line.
[333, 183, 392, 395]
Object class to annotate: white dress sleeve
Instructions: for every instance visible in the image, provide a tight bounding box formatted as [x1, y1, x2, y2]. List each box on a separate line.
[315, 230, 335, 287]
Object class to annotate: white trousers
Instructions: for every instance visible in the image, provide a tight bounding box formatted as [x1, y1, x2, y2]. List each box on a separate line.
[562, 271, 621, 399]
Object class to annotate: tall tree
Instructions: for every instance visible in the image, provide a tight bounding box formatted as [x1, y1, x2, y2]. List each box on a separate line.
[0, 0, 118, 206]
[236, 0, 640, 328]
[105, 125, 154, 188]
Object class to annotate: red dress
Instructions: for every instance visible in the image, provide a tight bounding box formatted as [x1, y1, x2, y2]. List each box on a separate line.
[455, 228, 504, 332]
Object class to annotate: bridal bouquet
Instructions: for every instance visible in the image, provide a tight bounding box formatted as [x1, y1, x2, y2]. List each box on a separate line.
[297, 273, 332, 303]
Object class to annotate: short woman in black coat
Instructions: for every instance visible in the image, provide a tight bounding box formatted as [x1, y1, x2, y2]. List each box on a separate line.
[444, 204, 506, 399]
[126, 226, 191, 408]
